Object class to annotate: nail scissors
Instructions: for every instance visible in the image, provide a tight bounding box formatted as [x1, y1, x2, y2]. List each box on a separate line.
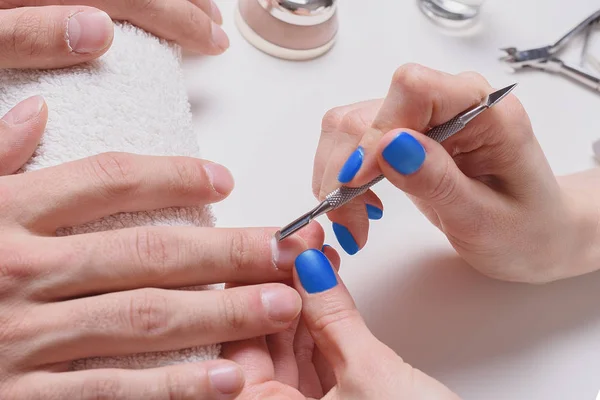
[500, 9, 600, 92]
[275, 83, 518, 242]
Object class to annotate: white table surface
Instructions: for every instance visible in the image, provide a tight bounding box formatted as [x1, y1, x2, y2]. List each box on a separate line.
[183, 1, 600, 398]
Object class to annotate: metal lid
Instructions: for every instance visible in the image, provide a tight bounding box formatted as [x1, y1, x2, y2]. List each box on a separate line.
[256, 0, 337, 26]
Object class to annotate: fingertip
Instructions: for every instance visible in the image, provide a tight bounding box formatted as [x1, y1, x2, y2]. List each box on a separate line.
[294, 249, 338, 294]
[332, 222, 360, 255]
[322, 244, 341, 271]
[203, 162, 235, 196]
[297, 220, 325, 249]
[379, 129, 426, 176]
[0, 96, 48, 175]
[66, 9, 114, 55]
[207, 361, 246, 397]
[211, 22, 229, 53]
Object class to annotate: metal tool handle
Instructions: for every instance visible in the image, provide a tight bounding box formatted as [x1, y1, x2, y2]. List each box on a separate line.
[326, 115, 467, 211]
[552, 9, 600, 52]
[559, 61, 600, 91]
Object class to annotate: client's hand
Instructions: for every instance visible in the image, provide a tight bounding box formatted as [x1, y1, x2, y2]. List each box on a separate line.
[223, 247, 460, 399]
[0, 96, 321, 399]
[0, 0, 228, 69]
[313, 63, 583, 283]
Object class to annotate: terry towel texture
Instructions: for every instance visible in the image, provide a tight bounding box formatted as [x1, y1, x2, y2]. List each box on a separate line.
[0, 22, 222, 369]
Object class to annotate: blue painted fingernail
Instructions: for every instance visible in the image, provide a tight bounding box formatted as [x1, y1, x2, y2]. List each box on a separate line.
[332, 223, 359, 255]
[382, 132, 425, 175]
[321, 244, 331, 252]
[295, 249, 338, 294]
[338, 146, 364, 183]
[366, 204, 383, 220]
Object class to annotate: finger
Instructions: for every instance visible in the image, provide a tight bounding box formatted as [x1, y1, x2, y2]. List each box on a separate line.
[31, 223, 324, 300]
[221, 337, 274, 385]
[294, 249, 461, 398]
[346, 64, 492, 187]
[293, 319, 323, 398]
[318, 103, 382, 198]
[0, 6, 113, 69]
[326, 196, 367, 255]
[313, 100, 382, 199]
[33, 0, 229, 54]
[14, 360, 244, 399]
[376, 128, 496, 237]
[0, 96, 47, 175]
[315, 103, 382, 255]
[188, 0, 223, 25]
[28, 284, 301, 364]
[266, 318, 300, 387]
[325, 189, 383, 255]
[320, 244, 341, 270]
[7, 152, 235, 233]
[293, 249, 381, 375]
[297, 248, 338, 395]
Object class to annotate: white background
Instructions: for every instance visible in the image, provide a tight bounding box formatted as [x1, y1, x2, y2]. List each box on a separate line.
[184, 1, 600, 398]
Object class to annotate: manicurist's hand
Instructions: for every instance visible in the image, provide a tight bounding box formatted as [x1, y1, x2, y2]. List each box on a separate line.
[313, 63, 594, 283]
[0, 0, 228, 69]
[223, 247, 460, 399]
[0, 96, 323, 399]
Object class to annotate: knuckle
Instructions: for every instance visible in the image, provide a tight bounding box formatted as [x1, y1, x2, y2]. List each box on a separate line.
[427, 159, 458, 205]
[170, 158, 203, 197]
[80, 375, 122, 400]
[10, 10, 51, 58]
[0, 243, 37, 285]
[88, 152, 138, 199]
[321, 108, 346, 132]
[127, 289, 171, 336]
[127, 0, 159, 13]
[310, 299, 362, 338]
[132, 228, 176, 277]
[164, 368, 204, 399]
[227, 231, 254, 273]
[294, 340, 315, 363]
[338, 109, 370, 136]
[458, 70, 490, 87]
[391, 63, 429, 90]
[219, 291, 248, 330]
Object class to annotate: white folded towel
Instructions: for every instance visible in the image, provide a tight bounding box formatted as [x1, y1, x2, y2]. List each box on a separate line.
[0, 22, 222, 369]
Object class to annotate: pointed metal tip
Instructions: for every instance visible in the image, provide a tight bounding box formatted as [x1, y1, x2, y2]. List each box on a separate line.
[276, 212, 313, 242]
[274, 230, 283, 242]
[486, 83, 518, 108]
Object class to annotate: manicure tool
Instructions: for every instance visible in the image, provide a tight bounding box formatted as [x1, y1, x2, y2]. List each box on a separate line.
[275, 83, 518, 242]
[500, 9, 600, 92]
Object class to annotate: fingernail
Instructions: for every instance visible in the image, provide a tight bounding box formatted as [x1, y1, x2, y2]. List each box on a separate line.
[210, 0, 223, 25]
[1, 96, 44, 125]
[332, 223, 359, 255]
[211, 22, 229, 51]
[321, 244, 331, 252]
[261, 285, 301, 322]
[203, 163, 234, 195]
[382, 132, 426, 175]
[67, 10, 113, 54]
[366, 204, 383, 220]
[338, 146, 364, 183]
[271, 236, 306, 271]
[295, 249, 338, 294]
[209, 364, 244, 395]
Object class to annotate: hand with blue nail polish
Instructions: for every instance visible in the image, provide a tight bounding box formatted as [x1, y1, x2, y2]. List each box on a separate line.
[312, 63, 596, 284]
[224, 248, 460, 399]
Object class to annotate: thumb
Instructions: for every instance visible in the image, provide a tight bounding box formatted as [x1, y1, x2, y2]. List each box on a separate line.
[293, 249, 392, 378]
[376, 129, 484, 222]
[0, 96, 48, 175]
[293, 249, 460, 399]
